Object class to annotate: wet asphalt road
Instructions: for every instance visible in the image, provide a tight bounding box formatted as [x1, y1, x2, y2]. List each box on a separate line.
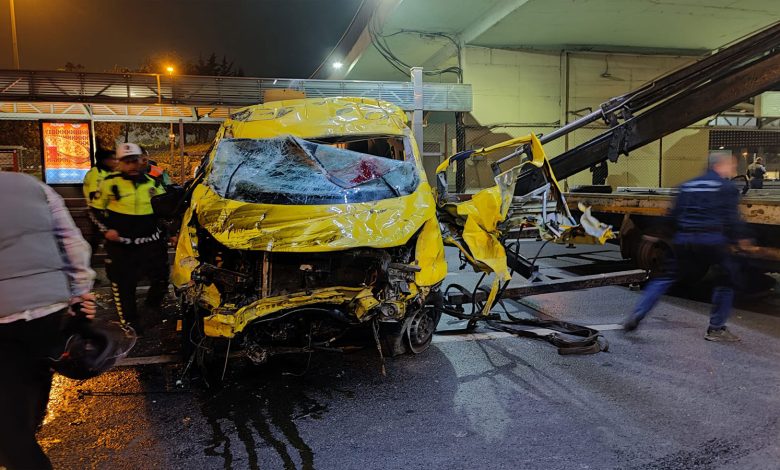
[39, 243, 780, 470]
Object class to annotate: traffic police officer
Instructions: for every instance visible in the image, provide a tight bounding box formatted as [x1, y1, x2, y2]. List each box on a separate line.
[82, 148, 117, 249]
[623, 151, 750, 341]
[91, 143, 169, 333]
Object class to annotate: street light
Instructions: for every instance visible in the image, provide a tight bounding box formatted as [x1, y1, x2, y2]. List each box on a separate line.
[166, 65, 175, 164]
[332, 61, 343, 70]
[9, 0, 20, 69]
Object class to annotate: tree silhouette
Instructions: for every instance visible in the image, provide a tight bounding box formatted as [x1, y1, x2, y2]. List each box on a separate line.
[108, 52, 244, 76]
[186, 53, 244, 76]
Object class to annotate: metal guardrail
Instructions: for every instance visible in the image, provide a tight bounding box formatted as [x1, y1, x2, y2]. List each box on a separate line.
[0, 69, 472, 112]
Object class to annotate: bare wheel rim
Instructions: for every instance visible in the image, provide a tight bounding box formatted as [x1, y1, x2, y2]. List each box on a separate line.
[406, 308, 436, 354]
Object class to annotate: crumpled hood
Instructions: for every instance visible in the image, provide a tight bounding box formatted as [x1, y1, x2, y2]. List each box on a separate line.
[192, 182, 438, 252]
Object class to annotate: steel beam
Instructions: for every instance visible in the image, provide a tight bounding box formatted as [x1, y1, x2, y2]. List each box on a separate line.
[411, 67, 424, 156]
[0, 69, 472, 112]
[421, 0, 531, 69]
[446, 269, 648, 305]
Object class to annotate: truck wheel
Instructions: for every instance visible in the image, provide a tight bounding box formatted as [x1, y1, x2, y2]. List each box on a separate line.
[635, 227, 708, 283]
[636, 231, 673, 277]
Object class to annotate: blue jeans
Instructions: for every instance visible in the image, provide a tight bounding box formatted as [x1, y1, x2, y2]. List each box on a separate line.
[630, 243, 737, 330]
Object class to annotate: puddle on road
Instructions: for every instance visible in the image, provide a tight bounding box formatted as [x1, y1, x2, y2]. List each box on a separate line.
[53, 289, 367, 469]
[198, 358, 344, 470]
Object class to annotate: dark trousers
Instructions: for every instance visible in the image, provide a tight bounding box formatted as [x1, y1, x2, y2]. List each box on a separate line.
[105, 240, 169, 331]
[86, 218, 104, 253]
[0, 310, 65, 470]
[631, 243, 738, 329]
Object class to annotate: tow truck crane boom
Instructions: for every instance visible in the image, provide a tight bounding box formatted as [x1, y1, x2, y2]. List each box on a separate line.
[516, 21, 780, 195]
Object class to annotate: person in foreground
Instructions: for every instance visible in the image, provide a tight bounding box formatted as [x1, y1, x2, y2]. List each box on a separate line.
[622, 151, 751, 342]
[0, 171, 96, 470]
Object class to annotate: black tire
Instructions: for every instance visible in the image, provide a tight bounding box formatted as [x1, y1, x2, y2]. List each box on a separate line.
[635, 226, 708, 283]
[635, 231, 674, 277]
[379, 306, 441, 357]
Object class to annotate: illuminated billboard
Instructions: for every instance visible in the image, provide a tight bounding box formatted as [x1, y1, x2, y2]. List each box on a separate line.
[42, 122, 92, 184]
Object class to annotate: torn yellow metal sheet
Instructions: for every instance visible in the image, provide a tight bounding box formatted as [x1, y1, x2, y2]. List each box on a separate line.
[435, 133, 615, 315]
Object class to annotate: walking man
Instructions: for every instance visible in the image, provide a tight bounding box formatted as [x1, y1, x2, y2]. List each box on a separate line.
[622, 151, 750, 341]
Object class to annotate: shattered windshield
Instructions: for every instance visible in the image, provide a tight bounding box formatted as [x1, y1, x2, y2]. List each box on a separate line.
[207, 137, 420, 205]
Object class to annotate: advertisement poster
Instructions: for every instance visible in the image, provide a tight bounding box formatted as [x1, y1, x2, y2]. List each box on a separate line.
[42, 122, 92, 184]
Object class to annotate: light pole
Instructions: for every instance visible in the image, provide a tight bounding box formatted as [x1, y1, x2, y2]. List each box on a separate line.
[9, 0, 20, 68]
[166, 66, 175, 169]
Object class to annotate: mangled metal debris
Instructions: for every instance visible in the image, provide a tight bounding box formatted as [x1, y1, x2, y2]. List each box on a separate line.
[170, 97, 641, 380]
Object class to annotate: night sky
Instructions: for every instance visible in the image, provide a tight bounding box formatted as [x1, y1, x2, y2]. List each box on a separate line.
[0, 0, 363, 78]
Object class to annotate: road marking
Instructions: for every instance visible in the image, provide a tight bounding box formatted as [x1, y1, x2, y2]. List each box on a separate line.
[432, 323, 625, 344]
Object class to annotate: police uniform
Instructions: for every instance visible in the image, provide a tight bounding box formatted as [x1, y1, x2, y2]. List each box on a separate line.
[92, 170, 168, 332]
[82, 166, 110, 207]
[82, 166, 111, 249]
[625, 168, 746, 337]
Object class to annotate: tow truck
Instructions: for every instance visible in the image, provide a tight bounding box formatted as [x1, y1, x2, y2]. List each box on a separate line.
[506, 21, 780, 279]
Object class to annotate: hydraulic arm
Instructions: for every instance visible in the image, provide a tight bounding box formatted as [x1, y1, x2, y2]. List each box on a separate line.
[516, 21, 780, 195]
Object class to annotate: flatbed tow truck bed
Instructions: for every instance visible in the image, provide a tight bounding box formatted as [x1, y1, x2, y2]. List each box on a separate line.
[566, 189, 780, 273]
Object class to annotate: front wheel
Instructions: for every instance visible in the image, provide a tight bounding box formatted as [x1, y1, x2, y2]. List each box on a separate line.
[405, 307, 439, 354]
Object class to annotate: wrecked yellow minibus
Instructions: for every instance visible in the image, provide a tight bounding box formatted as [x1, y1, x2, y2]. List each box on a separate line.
[172, 97, 613, 377]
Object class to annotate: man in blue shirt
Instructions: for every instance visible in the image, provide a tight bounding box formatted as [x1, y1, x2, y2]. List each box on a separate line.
[623, 151, 750, 341]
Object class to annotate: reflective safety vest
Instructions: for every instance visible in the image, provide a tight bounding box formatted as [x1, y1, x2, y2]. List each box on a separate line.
[93, 172, 166, 242]
[148, 164, 172, 185]
[82, 167, 110, 208]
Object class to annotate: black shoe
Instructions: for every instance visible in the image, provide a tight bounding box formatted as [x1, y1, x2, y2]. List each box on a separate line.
[621, 316, 641, 331]
[705, 327, 740, 342]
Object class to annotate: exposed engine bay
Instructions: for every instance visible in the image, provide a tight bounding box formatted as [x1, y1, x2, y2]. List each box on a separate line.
[172, 97, 616, 380]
